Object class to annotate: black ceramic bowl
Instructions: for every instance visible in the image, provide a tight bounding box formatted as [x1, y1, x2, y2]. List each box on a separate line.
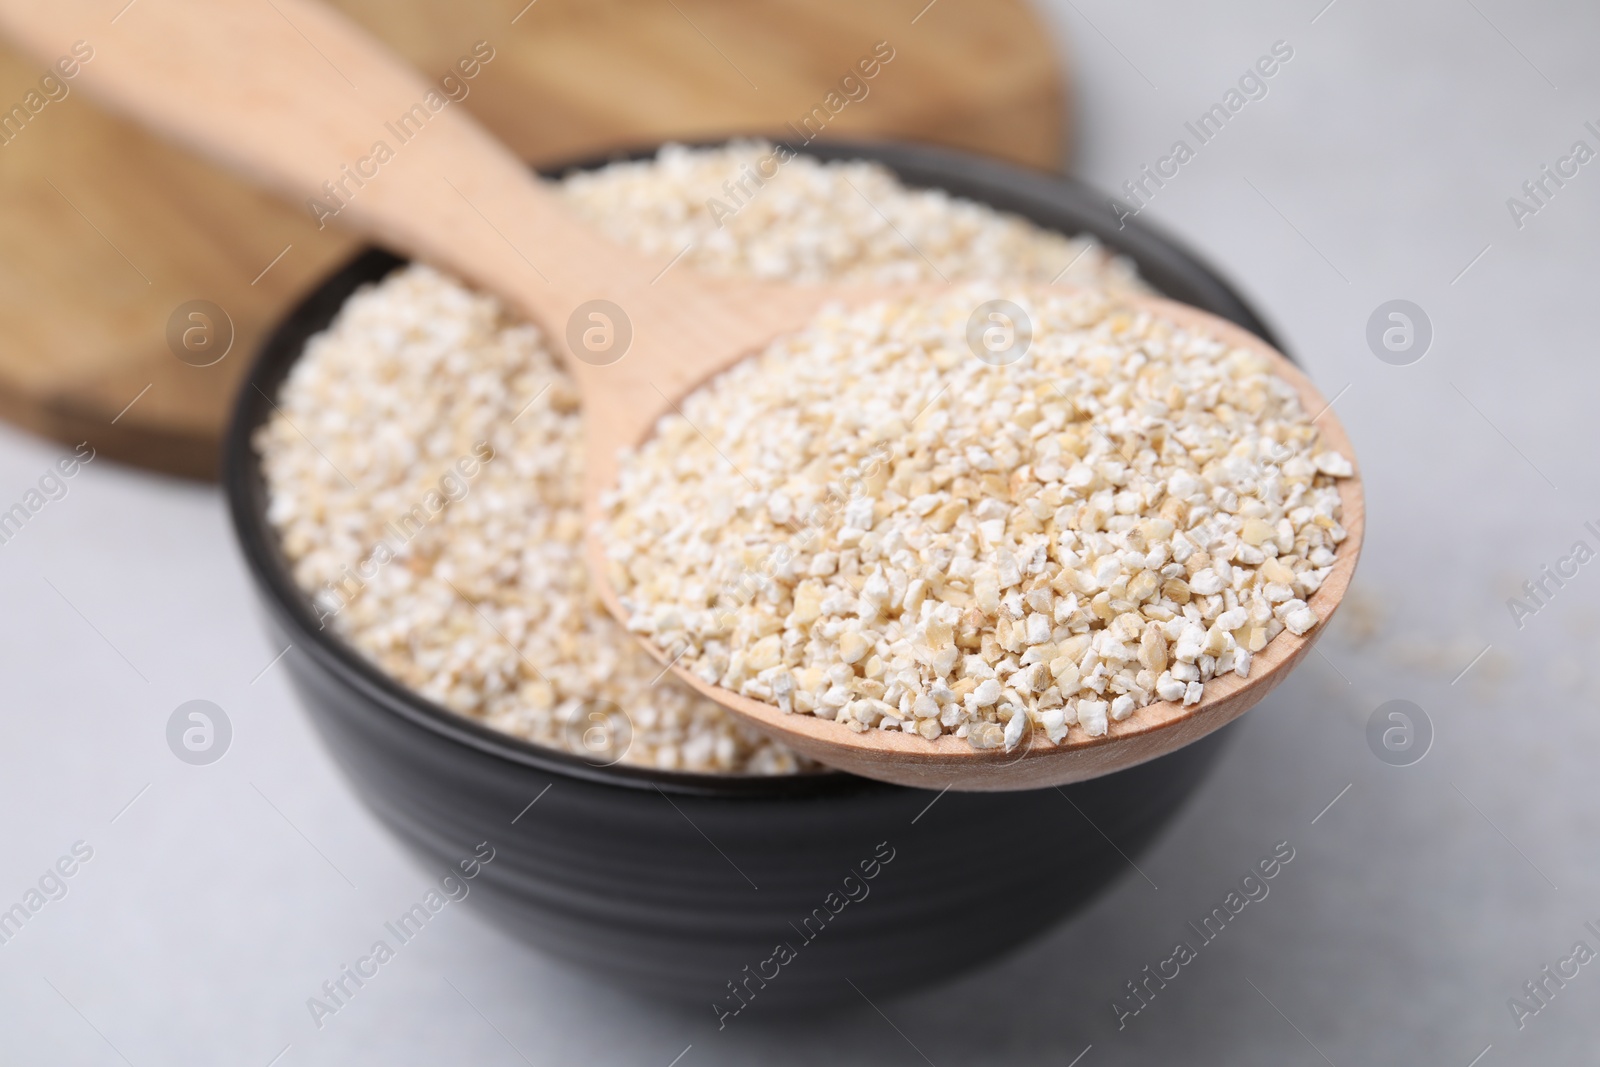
[225, 139, 1277, 1011]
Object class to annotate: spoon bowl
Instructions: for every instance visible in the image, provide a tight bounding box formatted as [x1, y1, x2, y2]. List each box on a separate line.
[596, 294, 1363, 790]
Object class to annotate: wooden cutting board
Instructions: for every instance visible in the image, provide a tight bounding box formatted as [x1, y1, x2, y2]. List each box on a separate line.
[0, 0, 1067, 479]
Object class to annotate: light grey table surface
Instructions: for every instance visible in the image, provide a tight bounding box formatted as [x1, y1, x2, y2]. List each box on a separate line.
[4, 0, 1598, 1063]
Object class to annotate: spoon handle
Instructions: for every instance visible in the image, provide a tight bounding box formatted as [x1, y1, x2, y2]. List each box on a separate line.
[0, 0, 656, 322]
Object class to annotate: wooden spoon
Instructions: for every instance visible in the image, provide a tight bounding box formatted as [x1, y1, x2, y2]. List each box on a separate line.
[0, 0, 1362, 790]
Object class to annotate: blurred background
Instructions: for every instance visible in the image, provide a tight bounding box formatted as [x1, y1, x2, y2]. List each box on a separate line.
[2, 0, 1597, 1062]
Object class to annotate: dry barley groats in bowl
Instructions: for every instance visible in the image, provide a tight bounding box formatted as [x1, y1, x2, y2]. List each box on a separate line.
[600, 286, 1355, 751]
[234, 139, 1297, 1001]
[254, 141, 1151, 776]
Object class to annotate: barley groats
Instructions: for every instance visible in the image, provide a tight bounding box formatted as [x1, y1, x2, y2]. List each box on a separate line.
[257, 143, 1149, 773]
[601, 287, 1353, 750]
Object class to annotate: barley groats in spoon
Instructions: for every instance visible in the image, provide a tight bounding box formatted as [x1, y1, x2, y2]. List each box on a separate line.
[599, 286, 1362, 789]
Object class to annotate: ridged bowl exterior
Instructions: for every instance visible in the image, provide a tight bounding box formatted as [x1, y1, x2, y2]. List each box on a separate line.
[225, 140, 1276, 1007]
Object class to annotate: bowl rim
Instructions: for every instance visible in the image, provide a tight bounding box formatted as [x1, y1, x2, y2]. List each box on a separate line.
[223, 135, 1284, 799]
